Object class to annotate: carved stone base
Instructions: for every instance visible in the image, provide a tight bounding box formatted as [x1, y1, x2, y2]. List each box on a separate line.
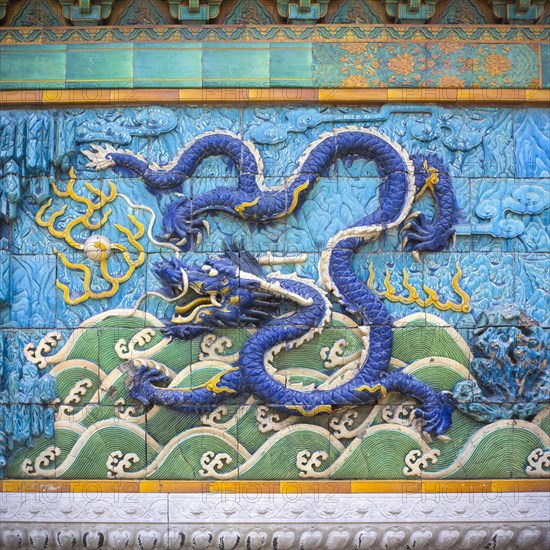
[1, 491, 549, 549]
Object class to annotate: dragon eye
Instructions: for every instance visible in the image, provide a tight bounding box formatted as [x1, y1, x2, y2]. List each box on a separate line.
[221, 278, 228, 285]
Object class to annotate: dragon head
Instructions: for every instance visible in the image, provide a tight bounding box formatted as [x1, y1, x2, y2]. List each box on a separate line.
[153, 251, 280, 340]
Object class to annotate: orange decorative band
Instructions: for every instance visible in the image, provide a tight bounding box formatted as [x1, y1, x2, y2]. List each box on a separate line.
[1, 479, 549, 494]
[0, 88, 548, 105]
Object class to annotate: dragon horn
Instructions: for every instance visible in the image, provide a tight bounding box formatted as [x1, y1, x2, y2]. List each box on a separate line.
[180, 268, 189, 297]
[257, 279, 313, 307]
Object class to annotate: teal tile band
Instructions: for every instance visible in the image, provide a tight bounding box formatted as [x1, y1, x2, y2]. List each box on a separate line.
[66, 43, 133, 89]
[134, 43, 202, 88]
[202, 43, 270, 88]
[270, 43, 313, 87]
[0, 28, 546, 91]
[0, 45, 66, 90]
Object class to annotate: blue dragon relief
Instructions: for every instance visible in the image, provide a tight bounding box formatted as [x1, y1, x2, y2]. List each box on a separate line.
[83, 127, 459, 436]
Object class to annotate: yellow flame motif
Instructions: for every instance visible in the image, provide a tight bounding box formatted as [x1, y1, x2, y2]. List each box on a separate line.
[367, 261, 471, 314]
[35, 168, 145, 305]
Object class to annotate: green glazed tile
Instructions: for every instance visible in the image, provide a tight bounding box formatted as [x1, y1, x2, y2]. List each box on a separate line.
[270, 43, 313, 87]
[426, 43, 473, 88]
[313, 42, 380, 88]
[134, 43, 202, 88]
[378, 42, 428, 88]
[0, 45, 66, 90]
[202, 43, 269, 88]
[469, 44, 539, 89]
[541, 44, 549, 89]
[66, 43, 133, 88]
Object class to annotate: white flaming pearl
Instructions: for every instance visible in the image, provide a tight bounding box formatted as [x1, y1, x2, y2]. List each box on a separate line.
[84, 235, 111, 262]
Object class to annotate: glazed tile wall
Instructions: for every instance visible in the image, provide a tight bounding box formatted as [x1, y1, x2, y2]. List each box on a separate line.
[0, 105, 548, 481]
[0, 26, 548, 90]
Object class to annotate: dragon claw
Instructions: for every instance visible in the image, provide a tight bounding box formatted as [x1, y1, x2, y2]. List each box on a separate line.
[140, 367, 169, 385]
[403, 210, 422, 225]
[414, 391, 454, 437]
[402, 218, 455, 254]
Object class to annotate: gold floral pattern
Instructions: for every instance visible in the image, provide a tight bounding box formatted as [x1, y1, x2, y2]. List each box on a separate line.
[341, 74, 371, 87]
[485, 53, 512, 77]
[438, 75, 466, 88]
[313, 42, 539, 89]
[387, 52, 415, 76]
[438, 43, 464, 54]
[341, 43, 368, 55]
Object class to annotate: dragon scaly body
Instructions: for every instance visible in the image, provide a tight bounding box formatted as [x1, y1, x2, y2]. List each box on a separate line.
[84, 127, 459, 436]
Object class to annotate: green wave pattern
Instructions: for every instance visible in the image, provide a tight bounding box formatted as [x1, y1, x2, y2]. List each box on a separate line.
[7, 312, 549, 480]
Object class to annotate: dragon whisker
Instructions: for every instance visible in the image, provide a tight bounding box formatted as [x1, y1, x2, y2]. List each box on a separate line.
[180, 268, 189, 296]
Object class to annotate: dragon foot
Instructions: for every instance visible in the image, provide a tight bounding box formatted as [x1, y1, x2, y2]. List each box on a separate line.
[121, 362, 170, 407]
[158, 219, 209, 250]
[121, 357, 246, 413]
[383, 370, 454, 437]
[414, 391, 454, 438]
[158, 196, 210, 251]
[402, 212, 456, 254]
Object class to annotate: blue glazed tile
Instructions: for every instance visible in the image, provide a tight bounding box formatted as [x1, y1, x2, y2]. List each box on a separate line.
[515, 253, 549, 327]
[423, 251, 505, 329]
[2, 105, 549, 483]
[378, 43, 428, 88]
[312, 42, 379, 88]
[4, 254, 57, 328]
[425, 43, 473, 88]
[470, 178, 550, 253]
[514, 109, 550, 178]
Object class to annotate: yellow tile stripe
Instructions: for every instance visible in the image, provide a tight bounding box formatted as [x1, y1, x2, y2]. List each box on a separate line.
[0, 479, 548, 494]
[0, 88, 548, 105]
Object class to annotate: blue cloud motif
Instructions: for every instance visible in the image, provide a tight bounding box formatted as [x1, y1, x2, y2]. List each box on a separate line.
[457, 182, 550, 239]
[75, 107, 177, 145]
